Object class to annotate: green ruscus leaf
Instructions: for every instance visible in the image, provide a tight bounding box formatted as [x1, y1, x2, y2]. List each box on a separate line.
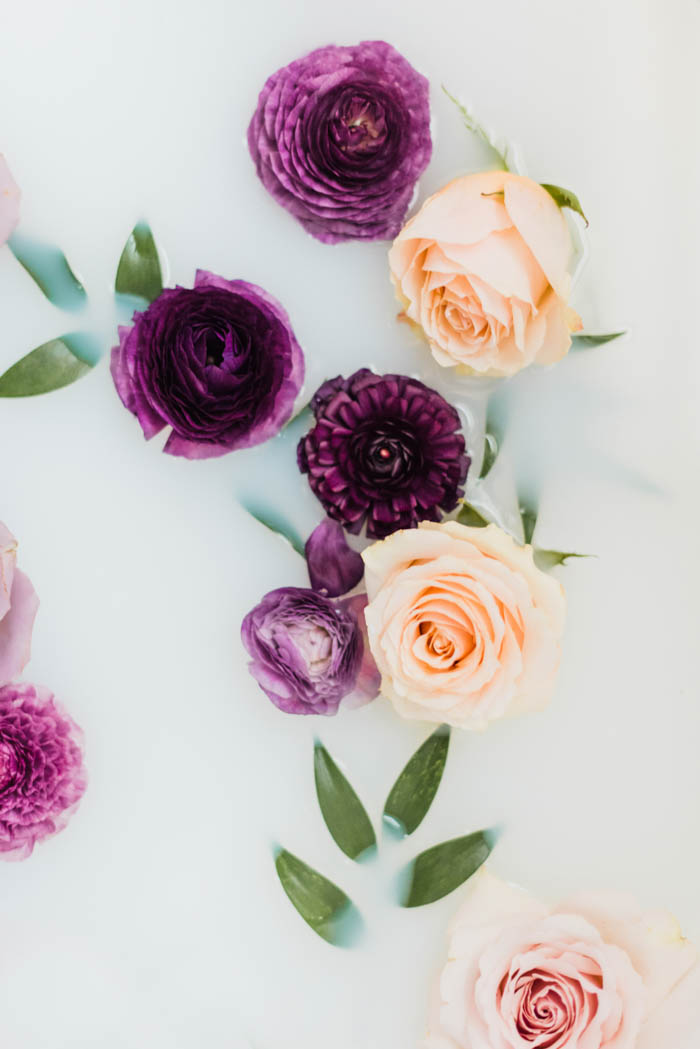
[534, 549, 591, 571]
[274, 848, 363, 946]
[115, 221, 163, 305]
[0, 334, 96, 397]
[571, 331, 626, 349]
[314, 742, 376, 860]
[240, 500, 305, 557]
[384, 725, 451, 838]
[480, 432, 499, 479]
[540, 184, 589, 226]
[8, 233, 87, 311]
[456, 501, 491, 529]
[398, 829, 499, 908]
[442, 86, 510, 171]
[520, 503, 538, 546]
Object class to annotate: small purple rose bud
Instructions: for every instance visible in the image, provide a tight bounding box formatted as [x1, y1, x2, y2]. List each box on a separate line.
[305, 519, 364, 597]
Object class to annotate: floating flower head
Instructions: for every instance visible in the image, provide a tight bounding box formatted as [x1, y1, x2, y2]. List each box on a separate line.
[0, 682, 86, 859]
[241, 587, 378, 715]
[0, 155, 20, 247]
[426, 871, 699, 1049]
[111, 271, 304, 459]
[363, 520, 565, 730]
[0, 522, 39, 686]
[389, 172, 579, 377]
[298, 370, 469, 540]
[247, 41, 432, 243]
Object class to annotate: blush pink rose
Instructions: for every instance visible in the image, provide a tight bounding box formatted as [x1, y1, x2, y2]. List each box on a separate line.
[362, 521, 565, 730]
[0, 155, 20, 246]
[388, 172, 581, 377]
[426, 872, 700, 1049]
[0, 523, 39, 686]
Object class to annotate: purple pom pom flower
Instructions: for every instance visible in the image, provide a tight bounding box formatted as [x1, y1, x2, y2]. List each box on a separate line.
[0, 682, 86, 860]
[297, 370, 470, 539]
[247, 41, 432, 244]
[241, 586, 378, 715]
[111, 270, 304, 459]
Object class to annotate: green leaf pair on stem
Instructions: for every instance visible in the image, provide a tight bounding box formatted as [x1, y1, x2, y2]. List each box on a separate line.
[457, 500, 592, 571]
[0, 221, 163, 398]
[275, 729, 498, 945]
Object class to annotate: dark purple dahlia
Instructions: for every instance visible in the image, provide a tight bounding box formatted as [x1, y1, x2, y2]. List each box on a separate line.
[241, 587, 377, 715]
[0, 682, 86, 860]
[247, 41, 432, 244]
[111, 270, 304, 459]
[297, 370, 470, 539]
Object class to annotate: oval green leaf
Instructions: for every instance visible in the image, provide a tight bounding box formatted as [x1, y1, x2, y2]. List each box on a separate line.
[534, 549, 592, 570]
[398, 829, 498, 908]
[540, 183, 588, 226]
[571, 331, 626, 349]
[383, 725, 450, 838]
[314, 742, 376, 860]
[275, 848, 363, 946]
[0, 335, 95, 397]
[480, 432, 499, 479]
[457, 501, 491, 529]
[240, 499, 305, 557]
[9, 233, 87, 311]
[115, 222, 163, 305]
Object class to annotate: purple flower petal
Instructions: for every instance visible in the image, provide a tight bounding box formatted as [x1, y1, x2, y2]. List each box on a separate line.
[339, 593, 381, 709]
[110, 272, 305, 459]
[247, 41, 432, 243]
[0, 682, 86, 860]
[298, 370, 470, 539]
[305, 519, 364, 597]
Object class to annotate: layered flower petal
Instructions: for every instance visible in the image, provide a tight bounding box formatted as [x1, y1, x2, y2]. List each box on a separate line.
[0, 523, 38, 686]
[305, 519, 365, 597]
[0, 154, 20, 246]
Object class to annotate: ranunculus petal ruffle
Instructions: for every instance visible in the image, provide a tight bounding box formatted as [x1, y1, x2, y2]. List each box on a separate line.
[426, 872, 697, 1049]
[362, 521, 565, 730]
[305, 518, 365, 597]
[248, 41, 432, 243]
[0, 154, 21, 247]
[389, 172, 575, 377]
[0, 522, 39, 687]
[241, 585, 378, 715]
[0, 682, 87, 859]
[111, 270, 304, 459]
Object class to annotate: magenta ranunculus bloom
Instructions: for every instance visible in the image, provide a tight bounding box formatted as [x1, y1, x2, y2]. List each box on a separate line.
[241, 586, 378, 715]
[0, 682, 87, 860]
[247, 41, 432, 244]
[0, 522, 39, 687]
[297, 370, 470, 539]
[111, 270, 305, 459]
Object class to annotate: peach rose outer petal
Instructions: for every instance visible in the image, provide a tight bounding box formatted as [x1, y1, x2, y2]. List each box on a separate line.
[559, 893, 699, 1015]
[0, 569, 39, 685]
[503, 174, 572, 301]
[394, 171, 511, 245]
[0, 155, 21, 246]
[636, 961, 700, 1049]
[437, 230, 548, 305]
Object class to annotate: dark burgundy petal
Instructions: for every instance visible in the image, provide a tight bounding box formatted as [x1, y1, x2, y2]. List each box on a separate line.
[298, 370, 470, 539]
[305, 518, 365, 597]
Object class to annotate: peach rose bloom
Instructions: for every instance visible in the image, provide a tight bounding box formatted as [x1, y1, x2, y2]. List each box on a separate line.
[362, 521, 565, 730]
[0, 155, 20, 247]
[426, 871, 700, 1049]
[388, 172, 580, 377]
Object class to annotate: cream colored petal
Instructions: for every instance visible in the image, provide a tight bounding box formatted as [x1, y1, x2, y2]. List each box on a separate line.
[396, 172, 512, 245]
[533, 288, 573, 365]
[503, 174, 572, 299]
[438, 229, 548, 305]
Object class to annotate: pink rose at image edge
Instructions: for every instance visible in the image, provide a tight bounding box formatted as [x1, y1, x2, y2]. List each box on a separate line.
[425, 871, 700, 1049]
[0, 155, 20, 245]
[0, 523, 39, 685]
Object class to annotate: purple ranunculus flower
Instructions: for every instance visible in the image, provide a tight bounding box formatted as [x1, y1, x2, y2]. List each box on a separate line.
[297, 369, 470, 540]
[111, 270, 304, 459]
[241, 586, 377, 715]
[0, 682, 87, 860]
[305, 518, 364, 597]
[247, 41, 432, 244]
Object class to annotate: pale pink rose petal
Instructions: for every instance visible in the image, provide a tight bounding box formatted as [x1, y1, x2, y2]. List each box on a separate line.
[0, 523, 18, 621]
[395, 171, 511, 245]
[636, 961, 700, 1049]
[0, 569, 39, 685]
[0, 155, 21, 246]
[438, 229, 548, 305]
[503, 175, 572, 300]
